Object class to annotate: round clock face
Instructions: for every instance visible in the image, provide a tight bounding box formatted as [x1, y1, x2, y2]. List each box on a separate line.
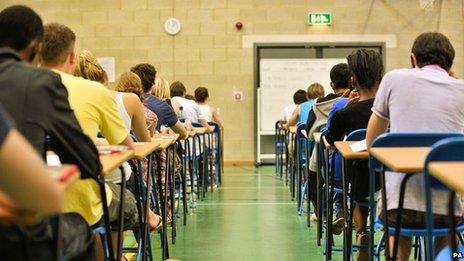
[164, 18, 181, 35]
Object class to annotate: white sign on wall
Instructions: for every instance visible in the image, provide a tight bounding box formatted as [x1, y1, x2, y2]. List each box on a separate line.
[97, 57, 116, 83]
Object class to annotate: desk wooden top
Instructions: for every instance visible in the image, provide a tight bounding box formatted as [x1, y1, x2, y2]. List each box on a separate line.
[152, 134, 179, 149]
[289, 126, 297, 134]
[313, 132, 322, 143]
[369, 147, 430, 173]
[99, 150, 134, 175]
[133, 141, 161, 159]
[428, 162, 464, 193]
[188, 130, 196, 137]
[194, 127, 208, 134]
[335, 141, 369, 160]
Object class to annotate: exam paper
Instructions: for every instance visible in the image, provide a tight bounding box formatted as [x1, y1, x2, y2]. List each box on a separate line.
[350, 139, 367, 152]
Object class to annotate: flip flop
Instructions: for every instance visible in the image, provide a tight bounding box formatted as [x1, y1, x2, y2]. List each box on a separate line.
[150, 217, 163, 232]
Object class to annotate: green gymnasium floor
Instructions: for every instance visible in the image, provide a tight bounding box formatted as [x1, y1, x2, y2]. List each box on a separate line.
[125, 166, 343, 261]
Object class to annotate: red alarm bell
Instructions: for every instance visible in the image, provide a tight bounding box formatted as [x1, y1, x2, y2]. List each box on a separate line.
[235, 21, 243, 30]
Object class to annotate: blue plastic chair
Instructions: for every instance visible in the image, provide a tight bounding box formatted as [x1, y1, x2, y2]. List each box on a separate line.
[368, 132, 464, 261]
[424, 137, 464, 260]
[275, 121, 285, 178]
[208, 121, 222, 186]
[325, 129, 367, 259]
[435, 245, 464, 260]
[295, 123, 314, 219]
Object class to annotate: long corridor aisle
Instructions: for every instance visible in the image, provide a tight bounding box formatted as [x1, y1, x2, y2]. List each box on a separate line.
[168, 166, 339, 261]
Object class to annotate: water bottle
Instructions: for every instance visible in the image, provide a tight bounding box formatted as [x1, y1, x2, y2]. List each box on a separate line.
[179, 105, 185, 123]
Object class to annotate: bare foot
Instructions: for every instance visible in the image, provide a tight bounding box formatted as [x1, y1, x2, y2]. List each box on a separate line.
[148, 210, 162, 231]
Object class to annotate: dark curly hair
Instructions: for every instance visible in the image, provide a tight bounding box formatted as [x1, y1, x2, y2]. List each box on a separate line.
[130, 63, 157, 93]
[411, 32, 455, 71]
[347, 49, 383, 91]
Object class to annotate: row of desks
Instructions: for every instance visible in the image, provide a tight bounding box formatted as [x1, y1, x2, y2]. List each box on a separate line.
[313, 132, 463, 190]
[0, 134, 181, 224]
[310, 132, 464, 260]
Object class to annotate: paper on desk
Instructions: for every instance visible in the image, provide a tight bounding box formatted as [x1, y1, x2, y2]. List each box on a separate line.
[350, 139, 367, 152]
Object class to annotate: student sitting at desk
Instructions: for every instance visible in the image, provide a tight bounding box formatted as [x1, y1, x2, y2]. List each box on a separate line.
[41, 23, 162, 259]
[170, 81, 213, 133]
[152, 76, 171, 99]
[307, 63, 352, 228]
[306, 63, 351, 136]
[366, 32, 464, 260]
[326, 49, 384, 261]
[131, 63, 188, 139]
[281, 89, 307, 124]
[0, 103, 95, 260]
[195, 86, 224, 130]
[116, 71, 158, 137]
[283, 83, 325, 129]
[0, 6, 98, 259]
[76, 51, 155, 142]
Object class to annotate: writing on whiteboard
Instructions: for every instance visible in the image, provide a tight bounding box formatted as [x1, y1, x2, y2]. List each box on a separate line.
[259, 58, 346, 132]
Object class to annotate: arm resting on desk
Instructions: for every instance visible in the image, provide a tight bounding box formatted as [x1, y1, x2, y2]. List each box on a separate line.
[0, 130, 64, 214]
[170, 120, 188, 140]
[366, 113, 389, 150]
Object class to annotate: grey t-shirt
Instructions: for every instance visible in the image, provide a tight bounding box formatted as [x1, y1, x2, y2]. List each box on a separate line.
[372, 65, 464, 215]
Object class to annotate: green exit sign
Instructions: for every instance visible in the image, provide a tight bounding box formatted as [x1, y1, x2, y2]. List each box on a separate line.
[307, 12, 332, 25]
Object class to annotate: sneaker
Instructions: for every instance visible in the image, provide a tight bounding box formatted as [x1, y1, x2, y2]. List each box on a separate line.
[332, 217, 344, 235]
[310, 213, 318, 222]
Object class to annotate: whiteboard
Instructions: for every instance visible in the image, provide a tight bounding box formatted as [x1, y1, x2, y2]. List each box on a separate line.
[259, 58, 346, 132]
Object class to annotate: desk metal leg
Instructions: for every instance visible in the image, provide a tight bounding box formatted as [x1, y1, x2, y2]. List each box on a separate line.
[117, 166, 126, 261]
[97, 176, 115, 261]
[380, 165, 390, 260]
[368, 166, 376, 261]
[170, 145, 177, 245]
[392, 174, 413, 260]
[316, 143, 323, 246]
[341, 157, 349, 261]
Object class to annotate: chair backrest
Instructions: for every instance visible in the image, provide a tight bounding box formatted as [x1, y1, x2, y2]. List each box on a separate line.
[208, 121, 220, 133]
[192, 122, 202, 128]
[296, 123, 307, 139]
[424, 137, 464, 190]
[369, 132, 464, 171]
[346, 129, 366, 141]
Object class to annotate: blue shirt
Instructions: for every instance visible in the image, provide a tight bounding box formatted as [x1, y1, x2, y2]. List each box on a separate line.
[325, 97, 348, 184]
[144, 93, 178, 130]
[298, 100, 314, 123]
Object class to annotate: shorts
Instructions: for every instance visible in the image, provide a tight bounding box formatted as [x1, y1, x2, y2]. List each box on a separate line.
[349, 160, 380, 202]
[381, 209, 462, 229]
[0, 213, 95, 260]
[107, 182, 139, 230]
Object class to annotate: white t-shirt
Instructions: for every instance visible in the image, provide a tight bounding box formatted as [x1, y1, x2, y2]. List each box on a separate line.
[282, 104, 297, 121]
[198, 104, 213, 122]
[171, 96, 205, 123]
[373, 65, 464, 216]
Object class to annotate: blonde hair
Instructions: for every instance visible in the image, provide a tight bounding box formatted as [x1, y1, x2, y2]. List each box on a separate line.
[152, 77, 170, 99]
[307, 83, 325, 99]
[115, 72, 144, 102]
[74, 50, 108, 84]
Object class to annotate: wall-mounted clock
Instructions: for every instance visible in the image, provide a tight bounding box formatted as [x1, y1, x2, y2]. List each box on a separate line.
[164, 18, 181, 35]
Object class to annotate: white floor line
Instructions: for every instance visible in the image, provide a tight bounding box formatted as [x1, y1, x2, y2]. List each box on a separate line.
[196, 202, 294, 206]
